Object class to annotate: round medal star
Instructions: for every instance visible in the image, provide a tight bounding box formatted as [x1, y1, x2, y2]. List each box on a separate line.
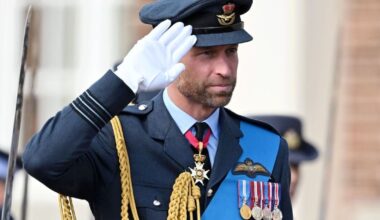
[189, 162, 210, 185]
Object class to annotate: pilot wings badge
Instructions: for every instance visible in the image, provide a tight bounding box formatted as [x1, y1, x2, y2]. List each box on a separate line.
[232, 158, 271, 178]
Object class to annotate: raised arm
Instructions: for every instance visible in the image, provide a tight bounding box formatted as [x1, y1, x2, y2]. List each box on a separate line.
[23, 20, 196, 200]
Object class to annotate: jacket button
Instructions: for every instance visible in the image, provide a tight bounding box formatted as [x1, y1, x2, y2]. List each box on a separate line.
[138, 104, 147, 111]
[207, 189, 213, 197]
[153, 200, 161, 206]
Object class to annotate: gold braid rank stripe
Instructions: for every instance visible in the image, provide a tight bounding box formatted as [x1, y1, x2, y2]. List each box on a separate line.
[167, 172, 202, 220]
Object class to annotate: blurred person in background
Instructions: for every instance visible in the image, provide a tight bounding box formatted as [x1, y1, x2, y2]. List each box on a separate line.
[0, 147, 22, 220]
[253, 115, 319, 199]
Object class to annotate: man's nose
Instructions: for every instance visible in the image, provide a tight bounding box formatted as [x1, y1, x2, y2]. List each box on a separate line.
[214, 56, 234, 77]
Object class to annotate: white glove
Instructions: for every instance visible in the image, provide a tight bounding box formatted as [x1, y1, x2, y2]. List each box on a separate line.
[115, 20, 197, 93]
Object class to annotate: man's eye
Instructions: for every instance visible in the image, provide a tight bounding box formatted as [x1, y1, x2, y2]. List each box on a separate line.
[227, 47, 238, 55]
[201, 50, 213, 56]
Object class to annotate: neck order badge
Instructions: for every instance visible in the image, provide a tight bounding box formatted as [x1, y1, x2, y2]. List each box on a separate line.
[186, 122, 211, 185]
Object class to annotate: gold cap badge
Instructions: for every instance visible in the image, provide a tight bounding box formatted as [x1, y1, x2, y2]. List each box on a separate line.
[217, 3, 236, 25]
[283, 129, 301, 150]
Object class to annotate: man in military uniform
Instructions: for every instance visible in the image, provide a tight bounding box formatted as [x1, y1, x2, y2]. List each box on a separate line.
[23, 0, 293, 219]
[253, 115, 319, 199]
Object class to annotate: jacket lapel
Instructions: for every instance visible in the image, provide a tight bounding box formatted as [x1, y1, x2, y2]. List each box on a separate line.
[146, 92, 194, 171]
[208, 108, 243, 189]
[146, 93, 243, 183]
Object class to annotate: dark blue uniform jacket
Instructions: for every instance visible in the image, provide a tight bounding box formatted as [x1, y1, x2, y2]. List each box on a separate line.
[23, 71, 293, 219]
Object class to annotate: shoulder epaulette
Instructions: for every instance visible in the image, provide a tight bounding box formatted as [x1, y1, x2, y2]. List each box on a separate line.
[121, 100, 153, 115]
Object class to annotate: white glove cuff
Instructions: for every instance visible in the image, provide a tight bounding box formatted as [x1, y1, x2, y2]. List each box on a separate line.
[113, 67, 140, 94]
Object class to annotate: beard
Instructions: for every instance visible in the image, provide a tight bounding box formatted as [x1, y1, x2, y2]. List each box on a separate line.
[176, 73, 236, 108]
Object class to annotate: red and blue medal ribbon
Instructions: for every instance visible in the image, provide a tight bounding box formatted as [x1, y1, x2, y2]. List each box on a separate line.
[250, 181, 264, 209]
[274, 183, 281, 207]
[250, 181, 258, 208]
[268, 182, 273, 210]
[262, 182, 273, 218]
[238, 180, 251, 208]
[264, 182, 269, 208]
[260, 182, 264, 208]
[271, 183, 283, 219]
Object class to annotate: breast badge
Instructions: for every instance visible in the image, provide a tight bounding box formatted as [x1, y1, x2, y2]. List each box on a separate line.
[233, 158, 271, 178]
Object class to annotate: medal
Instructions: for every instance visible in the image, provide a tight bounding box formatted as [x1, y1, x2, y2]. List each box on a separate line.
[185, 125, 211, 185]
[240, 204, 252, 220]
[251, 181, 263, 220]
[272, 183, 283, 220]
[262, 182, 272, 220]
[238, 180, 252, 219]
[252, 206, 264, 220]
[189, 162, 209, 185]
[272, 207, 283, 220]
[262, 207, 272, 220]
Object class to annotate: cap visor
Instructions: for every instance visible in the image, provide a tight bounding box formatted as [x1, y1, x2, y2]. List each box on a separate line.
[289, 141, 319, 164]
[194, 29, 252, 47]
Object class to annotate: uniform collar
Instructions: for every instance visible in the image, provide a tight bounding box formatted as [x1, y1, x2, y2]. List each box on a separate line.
[163, 88, 220, 138]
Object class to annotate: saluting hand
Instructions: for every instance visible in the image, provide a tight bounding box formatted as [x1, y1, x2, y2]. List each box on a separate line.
[115, 20, 197, 93]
